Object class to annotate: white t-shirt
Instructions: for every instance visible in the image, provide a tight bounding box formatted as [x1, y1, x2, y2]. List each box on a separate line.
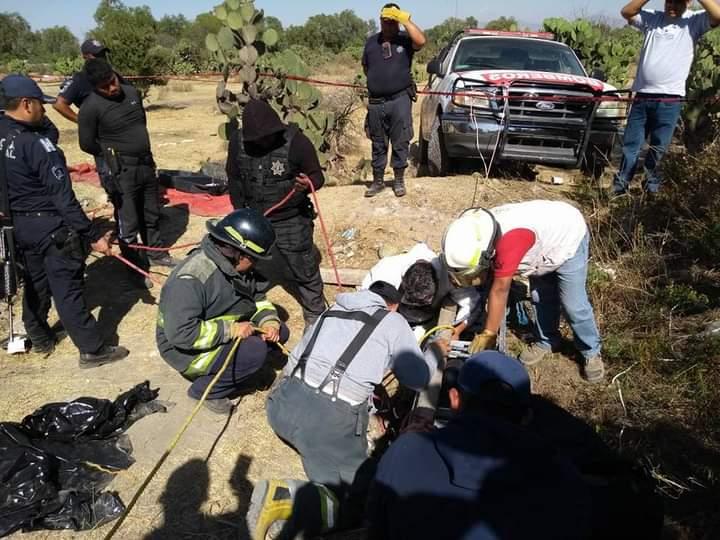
[631, 9, 712, 96]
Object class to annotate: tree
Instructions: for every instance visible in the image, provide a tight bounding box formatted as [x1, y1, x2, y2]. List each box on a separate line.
[0, 12, 35, 62]
[90, 0, 158, 74]
[485, 16, 518, 31]
[34, 26, 79, 63]
[158, 14, 189, 38]
[418, 16, 478, 63]
[285, 10, 372, 54]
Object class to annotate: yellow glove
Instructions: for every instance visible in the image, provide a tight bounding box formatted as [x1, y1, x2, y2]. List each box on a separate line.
[468, 330, 497, 354]
[381, 6, 411, 25]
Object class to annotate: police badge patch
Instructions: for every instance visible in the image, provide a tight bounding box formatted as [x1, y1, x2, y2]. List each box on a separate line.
[397, 45, 405, 53]
[271, 160, 285, 176]
[51, 166, 66, 182]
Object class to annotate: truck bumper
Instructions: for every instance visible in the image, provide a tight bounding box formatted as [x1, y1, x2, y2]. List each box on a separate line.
[440, 112, 624, 168]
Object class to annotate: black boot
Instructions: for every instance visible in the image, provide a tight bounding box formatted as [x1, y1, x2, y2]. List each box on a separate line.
[392, 168, 406, 197]
[79, 345, 130, 368]
[365, 170, 385, 198]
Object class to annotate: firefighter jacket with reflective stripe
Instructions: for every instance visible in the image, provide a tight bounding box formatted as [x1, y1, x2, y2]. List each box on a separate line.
[230, 125, 311, 220]
[156, 235, 279, 375]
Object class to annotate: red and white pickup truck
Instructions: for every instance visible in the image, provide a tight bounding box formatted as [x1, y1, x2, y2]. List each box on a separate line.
[419, 30, 627, 176]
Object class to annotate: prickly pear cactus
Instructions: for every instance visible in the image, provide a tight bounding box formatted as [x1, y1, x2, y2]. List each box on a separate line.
[207, 0, 337, 166]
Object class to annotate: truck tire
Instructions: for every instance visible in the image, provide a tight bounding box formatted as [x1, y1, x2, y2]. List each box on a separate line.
[428, 116, 451, 176]
[582, 146, 610, 180]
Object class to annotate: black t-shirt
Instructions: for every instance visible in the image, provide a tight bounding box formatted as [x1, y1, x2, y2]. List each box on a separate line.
[77, 84, 151, 157]
[362, 32, 415, 97]
[58, 69, 124, 108]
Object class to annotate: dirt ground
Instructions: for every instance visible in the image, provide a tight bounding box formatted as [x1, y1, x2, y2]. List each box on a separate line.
[0, 81, 631, 539]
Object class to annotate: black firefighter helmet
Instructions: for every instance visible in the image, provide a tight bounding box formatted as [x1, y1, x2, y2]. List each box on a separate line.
[206, 208, 275, 260]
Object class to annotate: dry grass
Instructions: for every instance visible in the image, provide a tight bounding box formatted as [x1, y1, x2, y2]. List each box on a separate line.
[0, 80, 713, 540]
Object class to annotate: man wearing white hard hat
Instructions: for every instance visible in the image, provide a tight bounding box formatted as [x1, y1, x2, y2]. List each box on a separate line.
[441, 200, 604, 383]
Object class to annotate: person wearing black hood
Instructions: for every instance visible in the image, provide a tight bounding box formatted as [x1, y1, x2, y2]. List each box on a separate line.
[226, 99, 326, 329]
[78, 58, 175, 288]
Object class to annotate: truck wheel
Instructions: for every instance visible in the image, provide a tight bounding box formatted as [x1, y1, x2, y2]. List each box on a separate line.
[419, 134, 429, 166]
[428, 116, 451, 176]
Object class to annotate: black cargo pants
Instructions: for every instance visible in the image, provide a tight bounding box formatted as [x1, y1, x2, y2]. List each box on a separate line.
[110, 158, 162, 272]
[15, 216, 104, 354]
[366, 92, 414, 173]
[256, 214, 325, 327]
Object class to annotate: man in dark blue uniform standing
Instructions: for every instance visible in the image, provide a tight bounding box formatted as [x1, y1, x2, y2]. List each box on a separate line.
[0, 75, 129, 366]
[362, 3, 426, 198]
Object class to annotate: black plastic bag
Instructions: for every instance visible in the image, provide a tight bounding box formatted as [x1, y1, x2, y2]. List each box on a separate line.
[0, 381, 166, 537]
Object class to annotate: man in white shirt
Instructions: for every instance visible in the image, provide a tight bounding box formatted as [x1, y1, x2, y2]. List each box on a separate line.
[612, 0, 720, 195]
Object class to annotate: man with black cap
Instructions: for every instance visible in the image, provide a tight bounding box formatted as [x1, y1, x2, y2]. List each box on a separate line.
[362, 3, 426, 198]
[157, 208, 289, 414]
[253, 281, 444, 534]
[367, 351, 595, 540]
[53, 39, 123, 124]
[78, 58, 175, 285]
[54, 39, 125, 209]
[226, 99, 325, 329]
[0, 74, 129, 366]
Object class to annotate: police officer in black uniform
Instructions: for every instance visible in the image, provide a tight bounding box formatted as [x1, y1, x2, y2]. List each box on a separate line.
[226, 99, 326, 329]
[0, 74, 129, 366]
[53, 39, 123, 193]
[78, 58, 175, 287]
[362, 3, 426, 198]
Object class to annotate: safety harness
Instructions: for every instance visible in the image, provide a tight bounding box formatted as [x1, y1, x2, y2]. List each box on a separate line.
[292, 308, 390, 402]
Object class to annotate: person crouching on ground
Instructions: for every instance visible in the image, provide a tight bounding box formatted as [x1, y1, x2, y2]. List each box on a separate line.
[156, 209, 289, 414]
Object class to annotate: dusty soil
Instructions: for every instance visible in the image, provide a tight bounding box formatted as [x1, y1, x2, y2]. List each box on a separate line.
[0, 80, 663, 539]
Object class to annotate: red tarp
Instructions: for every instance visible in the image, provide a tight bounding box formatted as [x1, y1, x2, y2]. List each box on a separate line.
[68, 163, 233, 217]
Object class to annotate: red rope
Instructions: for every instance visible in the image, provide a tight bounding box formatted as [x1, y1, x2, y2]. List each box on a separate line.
[121, 242, 200, 252]
[297, 174, 343, 291]
[112, 253, 163, 286]
[263, 187, 300, 218]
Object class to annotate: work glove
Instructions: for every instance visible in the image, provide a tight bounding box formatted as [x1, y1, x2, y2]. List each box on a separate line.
[229, 321, 254, 340]
[468, 330, 497, 354]
[260, 321, 281, 343]
[381, 6, 411, 25]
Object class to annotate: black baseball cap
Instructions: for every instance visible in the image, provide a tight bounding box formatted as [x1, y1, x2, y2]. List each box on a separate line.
[81, 39, 109, 56]
[368, 281, 402, 304]
[1, 74, 56, 104]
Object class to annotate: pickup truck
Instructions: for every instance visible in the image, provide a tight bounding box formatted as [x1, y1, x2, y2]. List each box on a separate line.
[419, 30, 627, 176]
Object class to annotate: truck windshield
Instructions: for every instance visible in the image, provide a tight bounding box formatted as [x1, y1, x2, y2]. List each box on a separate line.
[452, 38, 586, 76]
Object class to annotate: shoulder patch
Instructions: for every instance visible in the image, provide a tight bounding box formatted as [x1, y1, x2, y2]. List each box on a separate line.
[177, 251, 216, 284]
[38, 138, 56, 153]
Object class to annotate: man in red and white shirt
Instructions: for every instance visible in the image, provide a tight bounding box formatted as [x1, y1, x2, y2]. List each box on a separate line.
[442, 200, 604, 383]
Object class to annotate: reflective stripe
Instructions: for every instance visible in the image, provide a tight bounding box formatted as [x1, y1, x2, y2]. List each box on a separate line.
[315, 484, 338, 531]
[193, 320, 219, 349]
[254, 300, 274, 312]
[157, 311, 164, 328]
[223, 226, 265, 254]
[184, 347, 222, 378]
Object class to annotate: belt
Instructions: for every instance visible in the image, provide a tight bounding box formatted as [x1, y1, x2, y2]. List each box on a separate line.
[14, 211, 59, 218]
[120, 154, 154, 166]
[368, 87, 409, 104]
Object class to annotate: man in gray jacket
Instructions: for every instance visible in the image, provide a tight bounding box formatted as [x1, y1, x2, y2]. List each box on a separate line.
[253, 282, 444, 537]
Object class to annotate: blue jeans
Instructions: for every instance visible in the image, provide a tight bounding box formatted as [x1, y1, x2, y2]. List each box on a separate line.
[528, 234, 601, 360]
[612, 95, 682, 193]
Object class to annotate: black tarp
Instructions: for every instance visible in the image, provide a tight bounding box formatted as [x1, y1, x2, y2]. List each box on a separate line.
[0, 381, 167, 537]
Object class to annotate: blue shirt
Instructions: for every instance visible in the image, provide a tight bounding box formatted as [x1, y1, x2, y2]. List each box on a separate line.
[362, 32, 415, 97]
[367, 412, 593, 540]
[0, 114, 97, 240]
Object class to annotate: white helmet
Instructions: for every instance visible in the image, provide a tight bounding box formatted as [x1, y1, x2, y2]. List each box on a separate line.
[442, 208, 499, 285]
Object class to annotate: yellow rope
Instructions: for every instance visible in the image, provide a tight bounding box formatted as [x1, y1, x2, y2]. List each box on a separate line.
[418, 325, 455, 345]
[104, 325, 290, 539]
[104, 336, 244, 539]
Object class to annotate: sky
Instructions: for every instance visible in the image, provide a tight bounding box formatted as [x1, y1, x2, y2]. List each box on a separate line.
[3, 0, 632, 38]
